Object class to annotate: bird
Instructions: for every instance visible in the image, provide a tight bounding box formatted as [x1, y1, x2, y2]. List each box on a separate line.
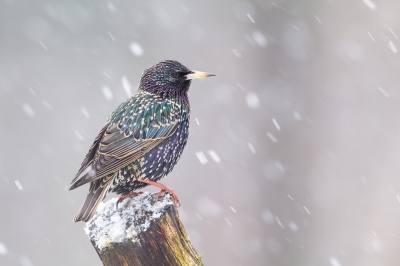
[69, 60, 215, 223]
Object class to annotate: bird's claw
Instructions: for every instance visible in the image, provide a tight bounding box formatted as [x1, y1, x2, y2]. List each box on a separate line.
[153, 189, 181, 207]
[116, 191, 144, 211]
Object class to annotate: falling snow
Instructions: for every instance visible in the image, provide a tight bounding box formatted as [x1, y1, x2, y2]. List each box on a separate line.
[20, 256, 33, 266]
[235, 83, 244, 92]
[266, 132, 278, 143]
[107, 2, 116, 12]
[293, 111, 302, 121]
[247, 13, 255, 23]
[362, 0, 376, 10]
[232, 49, 242, 58]
[261, 209, 274, 225]
[196, 197, 222, 217]
[14, 180, 23, 190]
[0, 242, 8, 255]
[40, 41, 48, 50]
[288, 222, 299, 232]
[102, 86, 114, 100]
[248, 142, 256, 153]
[275, 216, 284, 228]
[129, 42, 144, 57]
[207, 150, 221, 163]
[195, 151, 208, 164]
[74, 130, 84, 141]
[367, 32, 375, 41]
[329, 257, 342, 266]
[246, 92, 260, 109]
[42, 100, 53, 110]
[378, 86, 390, 98]
[224, 217, 232, 226]
[121, 76, 132, 97]
[252, 31, 267, 47]
[108, 32, 115, 42]
[274, 161, 285, 172]
[388, 40, 398, 53]
[81, 107, 91, 119]
[389, 28, 398, 39]
[272, 118, 281, 130]
[22, 103, 35, 117]
[28, 87, 35, 95]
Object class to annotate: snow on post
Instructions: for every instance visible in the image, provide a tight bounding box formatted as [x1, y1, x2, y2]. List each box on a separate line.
[84, 192, 203, 266]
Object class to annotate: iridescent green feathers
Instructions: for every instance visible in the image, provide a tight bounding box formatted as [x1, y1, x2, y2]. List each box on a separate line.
[109, 91, 189, 138]
[69, 91, 189, 191]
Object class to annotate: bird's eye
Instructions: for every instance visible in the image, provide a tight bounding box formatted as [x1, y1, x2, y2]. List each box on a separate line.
[171, 71, 189, 79]
[178, 71, 190, 78]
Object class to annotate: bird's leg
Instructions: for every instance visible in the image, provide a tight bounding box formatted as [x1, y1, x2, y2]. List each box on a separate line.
[116, 191, 144, 210]
[138, 178, 181, 207]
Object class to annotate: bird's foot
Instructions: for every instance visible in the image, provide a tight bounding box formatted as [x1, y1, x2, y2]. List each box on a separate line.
[153, 188, 181, 207]
[138, 178, 181, 207]
[116, 191, 144, 211]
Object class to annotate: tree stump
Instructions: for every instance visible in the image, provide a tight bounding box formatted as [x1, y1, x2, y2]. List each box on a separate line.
[84, 192, 204, 266]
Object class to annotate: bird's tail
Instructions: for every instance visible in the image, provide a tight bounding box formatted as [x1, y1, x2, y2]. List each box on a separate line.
[73, 175, 113, 223]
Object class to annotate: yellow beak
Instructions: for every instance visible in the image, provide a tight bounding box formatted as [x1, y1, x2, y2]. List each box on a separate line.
[185, 71, 216, 80]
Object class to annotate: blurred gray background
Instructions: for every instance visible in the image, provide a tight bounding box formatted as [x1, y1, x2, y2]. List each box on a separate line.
[1, 0, 400, 265]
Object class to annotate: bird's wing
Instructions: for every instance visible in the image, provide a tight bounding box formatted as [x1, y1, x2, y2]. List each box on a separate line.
[69, 122, 110, 186]
[69, 97, 184, 190]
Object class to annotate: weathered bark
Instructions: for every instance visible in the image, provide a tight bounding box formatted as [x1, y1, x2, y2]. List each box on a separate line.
[88, 197, 203, 266]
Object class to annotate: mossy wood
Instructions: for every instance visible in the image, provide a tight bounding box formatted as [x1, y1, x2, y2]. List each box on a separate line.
[91, 205, 204, 266]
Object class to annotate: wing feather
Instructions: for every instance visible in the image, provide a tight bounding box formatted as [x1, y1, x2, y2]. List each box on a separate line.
[69, 94, 185, 190]
[69, 122, 110, 188]
[70, 122, 178, 189]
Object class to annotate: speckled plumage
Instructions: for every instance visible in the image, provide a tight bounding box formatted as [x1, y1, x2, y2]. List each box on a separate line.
[109, 90, 190, 194]
[69, 60, 214, 223]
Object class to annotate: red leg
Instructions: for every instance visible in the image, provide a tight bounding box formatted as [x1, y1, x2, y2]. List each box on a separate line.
[138, 178, 181, 207]
[153, 189, 168, 201]
[116, 191, 144, 210]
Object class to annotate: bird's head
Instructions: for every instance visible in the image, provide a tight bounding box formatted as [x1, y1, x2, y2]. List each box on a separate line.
[139, 60, 215, 101]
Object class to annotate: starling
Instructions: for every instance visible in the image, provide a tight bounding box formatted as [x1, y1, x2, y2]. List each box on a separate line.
[69, 60, 215, 222]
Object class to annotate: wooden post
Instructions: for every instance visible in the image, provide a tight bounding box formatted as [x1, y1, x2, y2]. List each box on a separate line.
[84, 192, 204, 266]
